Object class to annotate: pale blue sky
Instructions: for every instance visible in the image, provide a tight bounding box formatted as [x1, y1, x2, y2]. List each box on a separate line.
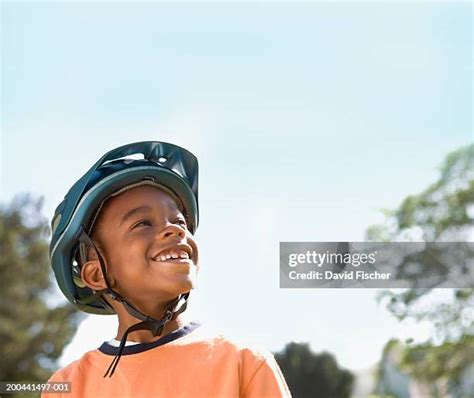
[1, 1, 472, 372]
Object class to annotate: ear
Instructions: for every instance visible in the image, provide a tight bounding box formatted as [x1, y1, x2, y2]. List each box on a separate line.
[80, 259, 109, 291]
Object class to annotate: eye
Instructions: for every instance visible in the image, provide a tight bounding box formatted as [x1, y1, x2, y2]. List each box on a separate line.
[175, 219, 187, 228]
[132, 220, 152, 229]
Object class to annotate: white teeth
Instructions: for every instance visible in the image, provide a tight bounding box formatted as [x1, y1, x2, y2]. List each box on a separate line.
[156, 249, 191, 261]
[179, 251, 189, 259]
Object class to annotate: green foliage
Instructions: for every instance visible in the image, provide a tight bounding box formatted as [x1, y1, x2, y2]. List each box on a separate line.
[366, 144, 474, 392]
[368, 396, 396, 398]
[367, 144, 474, 243]
[274, 342, 354, 398]
[0, 195, 82, 390]
[400, 334, 474, 382]
[374, 339, 410, 398]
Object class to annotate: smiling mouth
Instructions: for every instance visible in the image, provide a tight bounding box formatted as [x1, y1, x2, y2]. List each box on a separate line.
[152, 251, 194, 264]
[153, 247, 193, 262]
[154, 257, 193, 263]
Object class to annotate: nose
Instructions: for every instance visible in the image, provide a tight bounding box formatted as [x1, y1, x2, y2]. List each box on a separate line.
[159, 224, 186, 240]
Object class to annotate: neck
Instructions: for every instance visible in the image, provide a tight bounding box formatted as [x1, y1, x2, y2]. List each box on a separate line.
[113, 297, 186, 343]
[115, 317, 184, 343]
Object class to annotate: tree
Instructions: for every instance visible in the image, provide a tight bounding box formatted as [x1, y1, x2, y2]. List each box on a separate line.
[0, 195, 82, 392]
[374, 339, 410, 398]
[367, 144, 474, 395]
[274, 342, 354, 398]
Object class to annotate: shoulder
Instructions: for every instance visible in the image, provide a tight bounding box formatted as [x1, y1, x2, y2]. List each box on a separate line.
[185, 325, 291, 396]
[183, 324, 273, 363]
[46, 349, 101, 382]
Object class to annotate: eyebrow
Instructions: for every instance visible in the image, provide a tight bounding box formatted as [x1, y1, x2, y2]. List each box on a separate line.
[168, 201, 179, 212]
[120, 206, 152, 226]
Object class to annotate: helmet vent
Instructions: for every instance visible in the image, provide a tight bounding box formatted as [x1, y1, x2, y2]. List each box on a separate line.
[52, 213, 62, 234]
[103, 153, 144, 165]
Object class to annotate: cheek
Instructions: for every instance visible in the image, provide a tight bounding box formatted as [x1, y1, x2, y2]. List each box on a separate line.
[106, 238, 149, 278]
[187, 235, 200, 266]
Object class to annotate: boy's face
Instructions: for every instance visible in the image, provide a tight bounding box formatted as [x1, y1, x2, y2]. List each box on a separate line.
[87, 184, 199, 305]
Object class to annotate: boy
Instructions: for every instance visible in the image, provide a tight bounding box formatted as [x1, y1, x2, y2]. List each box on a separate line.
[44, 141, 291, 397]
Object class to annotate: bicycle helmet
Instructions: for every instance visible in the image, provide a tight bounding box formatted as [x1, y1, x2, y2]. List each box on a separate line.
[49, 141, 199, 376]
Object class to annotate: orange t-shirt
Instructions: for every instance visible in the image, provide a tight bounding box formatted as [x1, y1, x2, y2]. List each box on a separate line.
[42, 322, 291, 398]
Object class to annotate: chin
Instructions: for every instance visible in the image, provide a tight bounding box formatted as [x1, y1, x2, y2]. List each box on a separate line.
[176, 277, 197, 294]
[163, 275, 197, 297]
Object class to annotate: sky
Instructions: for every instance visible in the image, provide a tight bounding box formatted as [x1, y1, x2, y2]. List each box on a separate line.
[1, 1, 472, 372]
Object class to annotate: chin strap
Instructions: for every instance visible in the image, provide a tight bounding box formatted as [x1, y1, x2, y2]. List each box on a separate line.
[75, 228, 190, 378]
[103, 293, 189, 378]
